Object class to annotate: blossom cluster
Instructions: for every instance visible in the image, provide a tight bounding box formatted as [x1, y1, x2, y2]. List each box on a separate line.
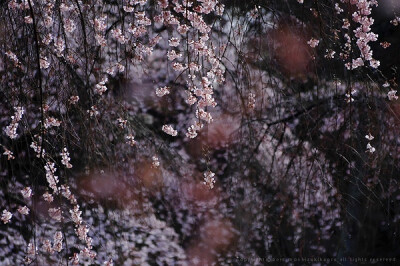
[162, 125, 178, 136]
[5, 51, 21, 67]
[21, 187, 32, 198]
[365, 133, 375, 153]
[126, 134, 137, 146]
[60, 147, 73, 168]
[4, 107, 24, 139]
[307, 38, 320, 48]
[341, 0, 379, 69]
[44, 162, 59, 193]
[152, 156, 160, 168]
[156, 86, 170, 97]
[2, 146, 15, 160]
[1, 210, 12, 224]
[203, 170, 216, 189]
[154, 0, 225, 138]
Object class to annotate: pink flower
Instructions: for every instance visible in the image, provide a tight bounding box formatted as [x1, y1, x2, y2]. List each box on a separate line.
[162, 125, 178, 136]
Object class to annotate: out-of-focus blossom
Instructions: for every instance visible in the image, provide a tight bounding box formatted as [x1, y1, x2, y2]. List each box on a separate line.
[117, 118, 127, 129]
[24, 16, 33, 24]
[53, 231, 63, 252]
[88, 106, 100, 117]
[21, 187, 32, 198]
[18, 206, 30, 215]
[156, 86, 170, 97]
[69, 95, 79, 105]
[48, 207, 62, 221]
[5, 51, 20, 67]
[42, 239, 53, 254]
[152, 156, 160, 168]
[3, 147, 15, 160]
[43, 191, 54, 203]
[126, 134, 137, 146]
[388, 90, 399, 101]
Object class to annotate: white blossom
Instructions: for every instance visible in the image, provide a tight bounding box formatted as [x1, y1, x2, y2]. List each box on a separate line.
[69, 95, 79, 105]
[40, 57, 50, 69]
[167, 50, 182, 61]
[44, 117, 61, 129]
[21, 187, 32, 198]
[103, 259, 114, 266]
[307, 38, 319, 48]
[247, 93, 256, 110]
[156, 86, 170, 97]
[42, 239, 53, 254]
[53, 231, 63, 252]
[365, 133, 374, 141]
[43, 191, 54, 202]
[366, 143, 375, 154]
[162, 125, 178, 136]
[203, 170, 216, 189]
[168, 37, 180, 47]
[61, 185, 77, 204]
[152, 156, 160, 168]
[60, 147, 73, 168]
[111, 28, 127, 44]
[1, 210, 12, 224]
[76, 224, 89, 241]
[388, 90, 398, 101]
[186, 122, 203, 139]
[196, 108, 213, 123]
[126, 134, 137, 146]
[95, 78, 108, 95]
[3, 147, 15, 160]
[18, 206, 30, 215]
[88, 106, 100, 117]
[45, 162, 59, 193]
[70, 205, 83, 225]
[5, 107, 24, 139]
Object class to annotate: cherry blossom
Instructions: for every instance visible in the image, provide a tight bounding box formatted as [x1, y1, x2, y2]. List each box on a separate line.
[203, 170, 216, 189]
[156, 86, 170, 97]
[21, 187, 32, 198]
[1, 210, 12, 224]
[307, 38, 319, 48]
[162, 125, 178, 136]
[18, 206, 30, 215]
